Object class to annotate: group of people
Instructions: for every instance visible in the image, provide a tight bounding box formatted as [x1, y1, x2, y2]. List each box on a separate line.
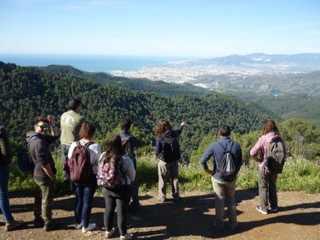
[199, 120, 285, 232]
[0, 97, 285, 237]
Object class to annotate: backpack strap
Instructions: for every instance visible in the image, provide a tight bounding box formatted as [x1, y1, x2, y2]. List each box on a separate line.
[217, 140, 234, 152]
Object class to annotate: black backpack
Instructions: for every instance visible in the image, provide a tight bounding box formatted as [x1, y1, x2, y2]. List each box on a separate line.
[122, 136, 135, 158]
[216, 141, 237, 180]
[161, 135, 181, 162]
[266, 137, 286, 173]
[17, 136, 39, 175]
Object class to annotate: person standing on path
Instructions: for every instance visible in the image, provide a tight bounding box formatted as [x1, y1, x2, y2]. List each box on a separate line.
[119, 117, 141, 214]
[250, 120, 286, 215]
[0, 125, 24, 231]
[27, 115, 61, 231]
[67, 121, 101, 233]
[199, 124, 243, 232]
[60, 99, 85, 182]
[99, 135, 136, 240]
[155, 119, 186, 202]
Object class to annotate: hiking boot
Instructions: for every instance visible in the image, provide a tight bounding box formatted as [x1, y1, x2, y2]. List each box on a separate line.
[120, 233, 133, 240]
[256, 205, 268, 215]
[4, 220, 23, 232]
[106, 228, 116, 238]
[34, 218, 44, 228]
[82, 222, 96, 233]
[43, 220, 62, 231]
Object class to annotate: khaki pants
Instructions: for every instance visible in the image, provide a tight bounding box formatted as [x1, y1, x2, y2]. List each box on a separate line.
[211, 177, 237, 229]
[157, 160, 179, 200]
[34, 178, 56, 224]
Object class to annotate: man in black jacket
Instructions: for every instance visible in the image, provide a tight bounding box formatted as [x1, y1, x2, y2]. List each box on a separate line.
[27, 116, 61, 231]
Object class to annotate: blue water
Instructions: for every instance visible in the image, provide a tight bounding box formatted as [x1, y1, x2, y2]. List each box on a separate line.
[0, 54, 190, 72]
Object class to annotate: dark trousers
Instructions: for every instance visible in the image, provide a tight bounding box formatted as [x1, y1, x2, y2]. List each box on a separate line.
[34, 178, 56, 225]
[61, 144, 70, 181]
[102, 186, 130, 236]
[258, 167, 278, 211]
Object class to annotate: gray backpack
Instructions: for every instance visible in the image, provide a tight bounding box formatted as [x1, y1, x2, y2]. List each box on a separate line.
[217, 141, 237, 180]
[266, 137, 286, 174]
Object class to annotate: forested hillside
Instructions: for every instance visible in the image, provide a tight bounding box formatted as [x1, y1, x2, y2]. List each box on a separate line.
[0, 61, 279, 163]
[231, 92, 320, 128]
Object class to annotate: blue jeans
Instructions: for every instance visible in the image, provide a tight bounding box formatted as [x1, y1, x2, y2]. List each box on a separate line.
[74, 180, 96, 228]
[0, 164, 14, 222]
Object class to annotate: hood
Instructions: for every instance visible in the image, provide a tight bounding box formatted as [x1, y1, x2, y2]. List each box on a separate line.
[26, 131, 39, 143]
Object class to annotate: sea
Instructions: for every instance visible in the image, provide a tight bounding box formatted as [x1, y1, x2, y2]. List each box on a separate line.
[0, 54, 191, 72]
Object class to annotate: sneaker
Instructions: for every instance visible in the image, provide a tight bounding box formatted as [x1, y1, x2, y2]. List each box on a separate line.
[256, 205, 268, 215]
[4, 220, 23, 232]
[43, 220, 62, 231]
[34, 218, 44, 228]
[74, 222, 83, 230]
[269, 207, 279, 213]
[106, 228, 116, 238]
[82, 222, 96, 233]
[157, 196, 166, 203]
[120, 233, 133, 240]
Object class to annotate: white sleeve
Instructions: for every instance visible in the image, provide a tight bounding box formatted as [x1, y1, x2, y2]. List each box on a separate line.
[67, 142, 77, 159]
[88, 143, 102, 165]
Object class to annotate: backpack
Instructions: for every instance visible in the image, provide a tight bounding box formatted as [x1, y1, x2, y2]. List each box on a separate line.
[67, 141, 93, 183]
[96, 154, 124, 189]
[161, 135, 181, 162]
[266, 137, 286, 174]
[216, 141, 237, 180]
[17, 136, 39, 175]
[122, 136, 135, 158]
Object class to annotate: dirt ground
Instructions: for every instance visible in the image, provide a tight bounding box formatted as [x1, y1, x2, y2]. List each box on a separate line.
[1, 190, 320, 240]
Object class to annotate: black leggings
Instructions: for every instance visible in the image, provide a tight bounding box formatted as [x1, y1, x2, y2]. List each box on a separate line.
[101, 186, 130, 236]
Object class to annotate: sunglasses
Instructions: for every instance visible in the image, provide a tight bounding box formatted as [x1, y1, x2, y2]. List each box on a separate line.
[38, 125, 50, 131]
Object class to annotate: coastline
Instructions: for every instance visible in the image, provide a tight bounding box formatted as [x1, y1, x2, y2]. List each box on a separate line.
[0, 54, 191, 72]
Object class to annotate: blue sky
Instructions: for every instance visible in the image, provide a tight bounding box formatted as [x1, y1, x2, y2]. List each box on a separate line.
[0, 0, 319, 58]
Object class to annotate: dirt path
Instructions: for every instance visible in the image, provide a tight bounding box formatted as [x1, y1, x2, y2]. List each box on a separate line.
[1, 190, 320, 240]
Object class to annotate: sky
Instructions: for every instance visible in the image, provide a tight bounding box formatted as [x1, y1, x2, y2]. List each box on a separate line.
[0, 0, 319, 58]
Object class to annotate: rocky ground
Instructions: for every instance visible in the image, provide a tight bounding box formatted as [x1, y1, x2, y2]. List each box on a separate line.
[1, 190, 320, 240]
